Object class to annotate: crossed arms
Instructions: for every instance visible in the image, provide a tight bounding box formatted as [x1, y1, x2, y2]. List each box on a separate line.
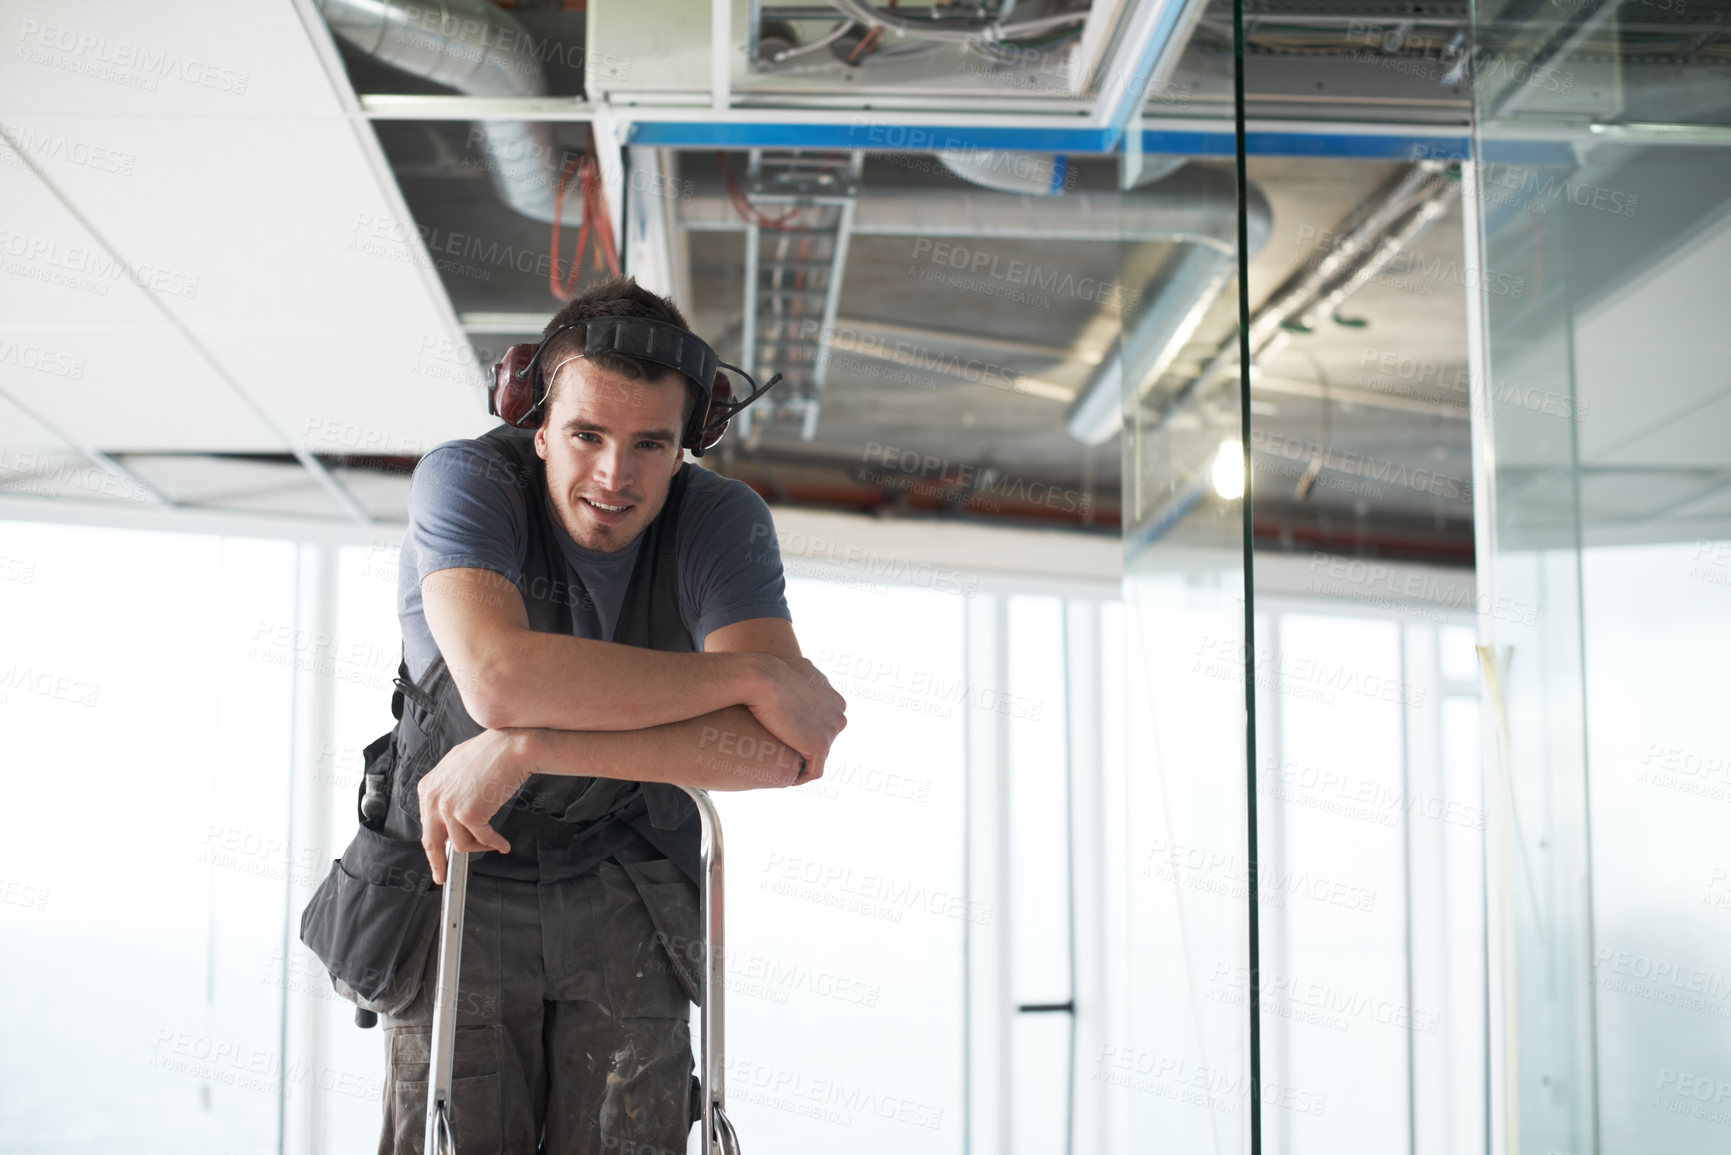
[414, 566, 848, 881]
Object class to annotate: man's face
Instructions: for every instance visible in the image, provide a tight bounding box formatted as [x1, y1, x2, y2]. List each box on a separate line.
[533, 357, 688, 553]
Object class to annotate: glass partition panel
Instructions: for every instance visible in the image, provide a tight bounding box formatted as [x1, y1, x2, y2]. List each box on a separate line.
[1467, 1, 1731, 1151]
[1233, 7, 1492, 1154]
[1110, 56, 1253, 1149]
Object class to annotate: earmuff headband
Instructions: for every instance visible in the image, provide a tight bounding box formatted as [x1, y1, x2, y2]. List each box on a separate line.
[489, 316, 783, 456]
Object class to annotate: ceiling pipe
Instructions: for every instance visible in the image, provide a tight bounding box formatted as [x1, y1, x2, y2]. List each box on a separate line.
[680, 160, 1257, 244]
[314, 0, 581, 224]
[1066, 240, 1239, 445]
[936, 149, 1070, 197]
[1065, 163, 1272, 444]
[933, 151, 1186, 201]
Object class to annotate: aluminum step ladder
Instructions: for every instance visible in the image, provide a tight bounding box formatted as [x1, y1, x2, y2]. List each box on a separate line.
[424, 787, 741, 1155]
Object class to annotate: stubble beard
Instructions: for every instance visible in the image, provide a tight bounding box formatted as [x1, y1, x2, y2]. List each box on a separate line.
[546, 458, 664, 554]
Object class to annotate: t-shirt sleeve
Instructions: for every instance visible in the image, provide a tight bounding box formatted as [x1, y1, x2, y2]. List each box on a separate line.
[406, 440, 526, 587]
[680, 475, 793, 648]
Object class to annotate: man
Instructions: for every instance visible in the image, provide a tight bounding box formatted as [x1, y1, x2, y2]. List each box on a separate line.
[357, 278, 845, 1153]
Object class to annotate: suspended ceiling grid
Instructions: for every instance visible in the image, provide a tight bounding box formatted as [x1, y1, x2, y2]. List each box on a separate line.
[0, 0, 490, 521]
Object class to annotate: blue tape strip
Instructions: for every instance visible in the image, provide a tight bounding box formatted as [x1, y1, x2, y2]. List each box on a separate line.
[1138, 130, 1473, 159]
[626, 121, 1573, 165]
[627, 121, 1113, 152]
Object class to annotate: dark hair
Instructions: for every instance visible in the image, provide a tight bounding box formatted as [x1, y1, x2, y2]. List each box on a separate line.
[538, 277, 698, 427]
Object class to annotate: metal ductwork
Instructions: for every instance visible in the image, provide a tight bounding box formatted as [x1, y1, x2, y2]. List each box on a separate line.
[1066, 241, 1236, 445]
[935, 151, 1186, 200]
[937, 149, 1070, 197]
[680, 161, 1261, 245]
[314, 0, 580, 224]
[1066, 163, 1270, 445]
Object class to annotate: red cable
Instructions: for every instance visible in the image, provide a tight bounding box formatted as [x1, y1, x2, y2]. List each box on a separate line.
[715, 151, 810, 232]
[847, 24, 883, 65]
[549, 144, 621, 301]
[584, 153, 620, 277]
[568, 164, 593, 293]
[549, 151, 586, 300]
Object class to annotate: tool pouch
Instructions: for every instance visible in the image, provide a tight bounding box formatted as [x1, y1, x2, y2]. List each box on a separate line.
[299, 731, 442, 1018]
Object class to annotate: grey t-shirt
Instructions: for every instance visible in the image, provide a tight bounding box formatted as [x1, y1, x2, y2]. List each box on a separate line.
[397, 438, 790, 683]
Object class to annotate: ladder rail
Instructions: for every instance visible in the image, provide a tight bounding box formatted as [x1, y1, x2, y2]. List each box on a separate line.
[424, 848, 471, 1155]
[421, 791, 738, 1154]
[681, 786, 741, 1155]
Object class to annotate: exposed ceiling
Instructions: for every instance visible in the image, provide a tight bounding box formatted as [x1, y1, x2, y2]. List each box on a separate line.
[3, 0, 1728, 561]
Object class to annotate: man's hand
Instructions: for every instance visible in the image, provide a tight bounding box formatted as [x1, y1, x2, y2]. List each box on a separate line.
[743, 655, 848, 782]
[416, 729, 532, 885]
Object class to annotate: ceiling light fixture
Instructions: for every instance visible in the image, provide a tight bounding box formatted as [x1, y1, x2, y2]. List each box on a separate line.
[1211, 439, 1245, 500]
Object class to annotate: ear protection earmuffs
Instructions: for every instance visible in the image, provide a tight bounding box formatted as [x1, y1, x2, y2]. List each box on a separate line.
[489, 316, 782, 457]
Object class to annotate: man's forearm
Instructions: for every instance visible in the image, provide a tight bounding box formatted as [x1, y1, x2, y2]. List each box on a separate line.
[460, 630, 769, 733]
[509, 703, 806, 791]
